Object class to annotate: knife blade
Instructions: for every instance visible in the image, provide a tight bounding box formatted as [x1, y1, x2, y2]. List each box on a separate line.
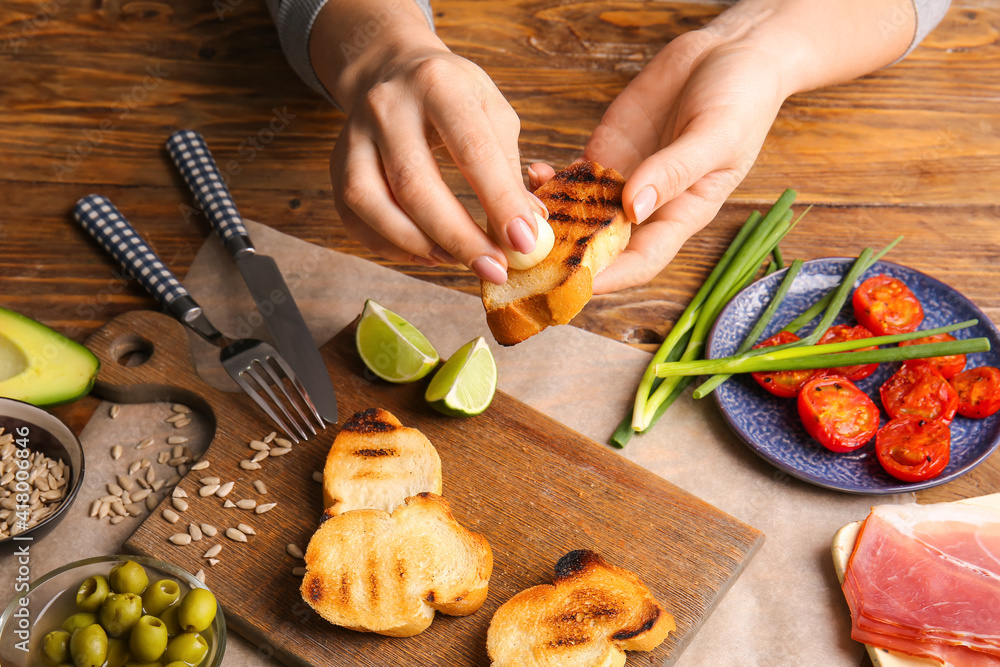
[165, 129, 339, 425]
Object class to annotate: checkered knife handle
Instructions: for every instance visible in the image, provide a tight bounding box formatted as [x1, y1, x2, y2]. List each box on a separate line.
[166, 129, 251, 256]
[73, 194, 194, 315]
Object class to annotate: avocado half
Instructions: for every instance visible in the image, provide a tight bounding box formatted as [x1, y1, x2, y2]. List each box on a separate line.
[0, 306, 100, 406]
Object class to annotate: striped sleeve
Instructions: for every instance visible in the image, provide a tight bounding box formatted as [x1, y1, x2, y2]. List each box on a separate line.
[264, 0, 435, 105]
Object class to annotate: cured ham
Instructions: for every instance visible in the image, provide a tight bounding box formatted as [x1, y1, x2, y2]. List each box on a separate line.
[842, 502, 1000, 666]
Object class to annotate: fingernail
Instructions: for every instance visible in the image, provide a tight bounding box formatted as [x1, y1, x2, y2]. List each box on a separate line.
[471, 255, 507, 285]
[409, 254, 438, 267]
[528, 192, 549, 219]
[632, 186, 657, 223]
[527, 165, 539, 183]
[429, 245, 457, 264]
[507, 217, 536, 254]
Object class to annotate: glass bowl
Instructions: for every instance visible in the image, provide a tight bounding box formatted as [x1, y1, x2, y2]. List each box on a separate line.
[0, 397, 85, 549]
[0, 554, 226, 666]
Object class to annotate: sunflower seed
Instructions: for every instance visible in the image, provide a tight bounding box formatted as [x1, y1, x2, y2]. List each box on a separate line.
[98, 501, 111, 519]
[195, 569, 205, 583]
[286, 543, 304, 559]
[263, 431, 277, 443]
[189, 524, 203, 541]
[116, 474, 134, 492]
[177, 464, 188, 476]
[131, 489, 150, 502]
[239, 460, 261, 471]
[167, 436, 189, 445]
[199, 485, 220, 497]
[111, 445, 122, 460]
[136, 438, 155, 450]
[171, 497, 188, 512]
[110, 515, 125, 525]
[226, 528, 247, 543]
[249, 440, 269, 452]
[223, 500, 236, 508]
[152, 479, 165, 492]
[172, 488, 188, 498]
[98, 494, 119, 504]
[129, 460, 143, 475]
[107, 482, 123, 496]
[208, 558, 221, 567]
[236, 499, 256, 510]
[268, 447, 291, 457]
[120, 491, 132, 505]
[125, 503, 142, 517]
[157, 451, 170, 465]
[248, 450, 268, 464]
[274, 437, 293, 448]
[145, 494, 158, 511]
[190, 460, 210, 471]
[111, 500, 126, 516]
[89, 499, 101, 517]
[312, 471, 323, 483]
[200, 523, 217, 537]
[292, 567, 306, 577]
[174, 419, 191, 429]
[162, 508, 180, 523]
[165, 413, 187, 424]
[253, 480, 267, 495]
[172, 404, 191, 413]
[199, 477, 220, 486]
[146, 468, 157, 485]
[216, 482, 234, 498]
[168, 457, 188, 467]
[238, 523, 255, 535]
[170, 445, 182, 458]
[166, 475, 181, 486]
[255, 502, 276, 514]
[110, 404, 121, 419]
[203, 544, 222, 558]
[141, 458, 151, 469]
[169, 533, 192, 545]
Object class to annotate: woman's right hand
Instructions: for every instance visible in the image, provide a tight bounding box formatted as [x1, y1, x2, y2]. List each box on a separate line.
[310, 1, 545, 284]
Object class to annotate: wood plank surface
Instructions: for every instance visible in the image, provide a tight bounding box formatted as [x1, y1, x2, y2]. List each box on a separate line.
[85, 309, 762, 666]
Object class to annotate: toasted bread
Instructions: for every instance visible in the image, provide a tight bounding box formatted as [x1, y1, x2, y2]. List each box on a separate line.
[486, 550, 674, 666]
[481, 161, 630, 346]
[301, 492, 493, 637]
[322, 408, 442, 514]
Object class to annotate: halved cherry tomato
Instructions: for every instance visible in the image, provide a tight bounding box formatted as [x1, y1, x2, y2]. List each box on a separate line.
[852, 275, 924, 335]
[900, 333, 966, 380]
[750, 331, 818, 398]
[950, 366, 1000, 418]
[879, 364, 958, 423]
[816, 324, 879, 381]
[797, 375, 880, 452]
[875, 416, 950, 483]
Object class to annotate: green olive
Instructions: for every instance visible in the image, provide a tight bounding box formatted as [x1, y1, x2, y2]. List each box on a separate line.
[105, 637, 130, 667]
[109, 561, 149, 595]
[158, 604, 181, 638]
[41, 629, 71, 664]
[141, 579, 180, 617]
[162, 632, 208, 665]
[61, 612, 98, 634]
[99, 592, 143, 637]
[75, 575, 110, 612]
[177, 588, 217, 633]
[124, 663, 163, 667]
[129, 615, 169, 663]
[163, 663, 188, 667]
[69, 623, 108, 667]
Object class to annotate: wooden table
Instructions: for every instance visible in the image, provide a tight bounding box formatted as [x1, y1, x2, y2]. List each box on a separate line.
[1, 0, 998, 662]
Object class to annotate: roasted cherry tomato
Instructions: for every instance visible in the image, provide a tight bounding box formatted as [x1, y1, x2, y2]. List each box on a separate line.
[750, 331, 818, 398]
[875, 416, 950, 482]
[816, 324, 879, 381]
[852, 275, 924, 335]
[797, 375, 880, 452]
[950, 366, 1000, 418]
[879, 364, 958, 423]
[900, 333, 966, 380]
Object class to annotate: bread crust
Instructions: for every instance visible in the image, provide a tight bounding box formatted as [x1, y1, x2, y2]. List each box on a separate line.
[486, 550, 674, 666]
[482, 161, 630, 346]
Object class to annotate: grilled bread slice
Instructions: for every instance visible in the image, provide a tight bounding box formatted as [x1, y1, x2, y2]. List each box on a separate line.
[323, 408, 442, 514]
[486, 550, 674, 666]
[301, 492, 493, 637]
[482, 161, 630, 346]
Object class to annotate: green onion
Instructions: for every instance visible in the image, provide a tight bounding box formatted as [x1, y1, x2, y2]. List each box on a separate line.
[655, 319, 983, 378]
[693, 259, 804, 398]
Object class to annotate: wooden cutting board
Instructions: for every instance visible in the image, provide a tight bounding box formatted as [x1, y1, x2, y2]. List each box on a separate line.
[86, 310, 763, 666]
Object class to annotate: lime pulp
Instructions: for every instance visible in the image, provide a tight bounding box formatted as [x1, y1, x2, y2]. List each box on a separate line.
[424, 337, 497, 417]
[355, 299, 439, 383]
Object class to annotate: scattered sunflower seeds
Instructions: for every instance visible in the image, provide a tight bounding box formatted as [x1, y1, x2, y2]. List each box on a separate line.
[136, 438, 155, 450]
[199, 476, 220, 486]
[169, 533, 192, 545]
[239, 460, 261, 471]
[167, 436, 189, 445]
[250, 450, 269, 463]
[255, 502, 276, 514]
[109, 404, 121, 419]
[195, 569, 205, 583]
[274, 437, 293, 448]
[237, 523, 255, 535]
[189, 524, 203, 541]
[312, 471, 323, 483]
[107, 482, 123, 497]
[172, 488, 188, 499]
[171, 497, 189, 512]
[199, 485, 220, 497]
[116, 474, 134, 492]
[166, 475, 181, 486]
[131, 489, 150, 502]
[201, 523, 217, 537]
[191, 460, 210, 471]
[216, 482, 234, 498]
[268, 447, 291, 457]
[249, 440, 269, 452]
[263, 432, 277, 444]
[253, 480, 268, 495]
[165, 413, 187, 424]
[174, 418, 191, 429]
[110, 515, 125, 525]
[236, 499, 256, 510]
[157, 451, 170, 465]
[203, 544, 222, 559]
[292, 567, 306, 577]
[208, 558, 221, 567]
[111, 445, 122, 460]
[226, 528, 247, 543]
[286, 543, 304, 559]
[162, 508, 180, 523]
[172, 403, 191, 413]
[129, 460, 143, 475]
[223, 500, 236, 508]
[145, 494, 158, 512]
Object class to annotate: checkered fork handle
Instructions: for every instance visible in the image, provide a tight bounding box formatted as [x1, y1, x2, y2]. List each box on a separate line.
[73, 194, 194, 316]
[166, 130, 251, 255]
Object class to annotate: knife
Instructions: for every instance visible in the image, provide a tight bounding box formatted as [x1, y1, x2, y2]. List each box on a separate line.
[165, 129, 338, 425]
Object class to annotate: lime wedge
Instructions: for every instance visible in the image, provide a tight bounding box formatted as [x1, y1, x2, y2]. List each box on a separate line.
[425, 337, 497, 417]
[356, 299, 439, 383]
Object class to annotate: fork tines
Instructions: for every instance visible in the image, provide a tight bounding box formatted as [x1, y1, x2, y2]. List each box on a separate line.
[234, 352, 325, 443]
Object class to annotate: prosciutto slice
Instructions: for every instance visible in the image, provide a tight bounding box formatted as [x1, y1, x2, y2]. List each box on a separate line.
[842, 502, 1000, 666]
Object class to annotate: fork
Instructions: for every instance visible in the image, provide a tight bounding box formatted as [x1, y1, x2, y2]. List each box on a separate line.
[73, 194, 324, 443]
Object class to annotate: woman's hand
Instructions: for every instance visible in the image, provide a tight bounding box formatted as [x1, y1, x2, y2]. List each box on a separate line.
[311, 1, 544, 284]
[531, 0, 916, 294]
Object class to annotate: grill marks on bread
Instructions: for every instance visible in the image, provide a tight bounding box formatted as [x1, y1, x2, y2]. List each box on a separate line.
[486, 550, 674, 666]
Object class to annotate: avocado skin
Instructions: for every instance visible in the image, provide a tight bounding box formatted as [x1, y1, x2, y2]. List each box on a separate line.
[0, 306, 100, 406]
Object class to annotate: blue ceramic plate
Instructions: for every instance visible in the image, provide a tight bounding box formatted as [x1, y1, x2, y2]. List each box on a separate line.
[706, 258, 1000, 494]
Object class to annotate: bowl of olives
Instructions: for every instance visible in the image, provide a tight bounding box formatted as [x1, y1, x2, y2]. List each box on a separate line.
[0, 554, 225, 666]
